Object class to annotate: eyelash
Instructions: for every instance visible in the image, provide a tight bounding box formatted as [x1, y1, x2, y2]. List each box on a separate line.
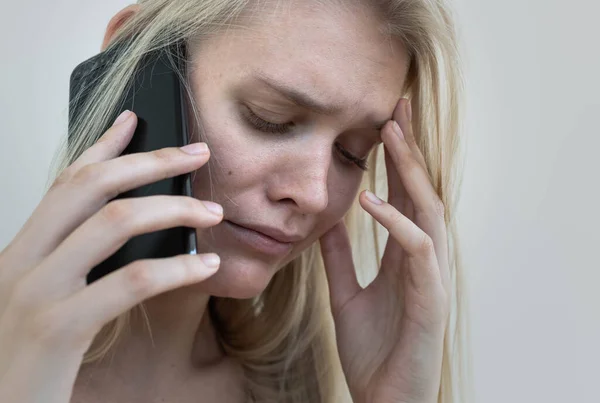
[243, 107, 369, 171]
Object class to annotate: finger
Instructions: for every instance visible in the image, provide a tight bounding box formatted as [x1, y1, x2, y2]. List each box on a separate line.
[319, 222, 362, 316]
[359, 190, 442, 294]
[392, 98, 427, 171]
[65, 110, 137, 176]
[381, 119, 447, 226]
[382, 120, 450, 291]
[9, 143, 211, 274]
[381, 146, 414, 269]
[69, 141, 211, 206]
[32, 195, 223, 297]
[63, 252, 220, 341]
[384, 144, 409, 210]
[380, 116, 421, 278]
[1, 110, 135, 277]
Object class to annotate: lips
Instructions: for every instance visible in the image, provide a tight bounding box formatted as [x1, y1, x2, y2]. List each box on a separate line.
[225, 220, 304, 244]
[222, 220, 298, 257]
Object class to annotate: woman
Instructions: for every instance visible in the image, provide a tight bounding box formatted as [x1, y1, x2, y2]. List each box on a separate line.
[0, 0, 466, 402]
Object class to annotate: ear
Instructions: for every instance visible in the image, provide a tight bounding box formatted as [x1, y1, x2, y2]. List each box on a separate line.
[101, 4, 141, 51]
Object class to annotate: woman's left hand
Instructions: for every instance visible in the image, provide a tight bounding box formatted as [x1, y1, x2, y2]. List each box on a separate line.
[319, 98, 451, 403]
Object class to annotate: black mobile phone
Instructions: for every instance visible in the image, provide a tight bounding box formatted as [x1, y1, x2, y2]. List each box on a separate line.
[68, 39, 197, 285]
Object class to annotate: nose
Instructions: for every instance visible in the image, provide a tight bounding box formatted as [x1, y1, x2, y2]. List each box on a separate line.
[266, 145, 330, 215]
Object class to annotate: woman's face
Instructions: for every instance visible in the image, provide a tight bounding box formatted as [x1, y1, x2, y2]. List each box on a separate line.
[188, 2, 409, 298]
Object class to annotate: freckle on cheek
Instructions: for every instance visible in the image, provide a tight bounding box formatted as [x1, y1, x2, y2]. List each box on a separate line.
[228, 170, 233, 176]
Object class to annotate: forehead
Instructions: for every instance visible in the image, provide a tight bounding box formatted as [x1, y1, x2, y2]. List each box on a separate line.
[195, 1, 409, 117]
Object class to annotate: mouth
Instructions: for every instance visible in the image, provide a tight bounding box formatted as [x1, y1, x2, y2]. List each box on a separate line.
[223, 220, 296, 257]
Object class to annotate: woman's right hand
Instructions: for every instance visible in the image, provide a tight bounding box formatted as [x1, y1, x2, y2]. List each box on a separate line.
[0, 110, 223, 403]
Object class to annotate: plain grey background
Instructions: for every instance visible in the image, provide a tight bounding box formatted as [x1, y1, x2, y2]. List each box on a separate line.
[1, 1, 598, 402]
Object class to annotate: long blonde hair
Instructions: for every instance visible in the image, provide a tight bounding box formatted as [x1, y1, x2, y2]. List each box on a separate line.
[50, 0, 468, 402]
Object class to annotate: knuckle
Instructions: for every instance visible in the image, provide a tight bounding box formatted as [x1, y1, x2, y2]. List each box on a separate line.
[152, 148, 183, 181]
[95, 132, 122, 154]
[163, 197, 194, 222]
[100, 199, 133, 225]
[51, 169, 72, 189]
[418, 234, 435, 256]
[71, 163, 102, 186]
[181, 255, 202, 279]
[152, 147, 178, 165]
[174, 257, 194, 282]
[124, 262, 157, 298]
[193, 200, 215, 222]
[183, 196, 202, 214]
[389, 210, 405, 228]
[50, 174, 70, 189]
[416, 196, 446, 222]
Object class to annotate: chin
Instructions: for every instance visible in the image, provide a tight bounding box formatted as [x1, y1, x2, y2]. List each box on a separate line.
[195, 253, 279, 299]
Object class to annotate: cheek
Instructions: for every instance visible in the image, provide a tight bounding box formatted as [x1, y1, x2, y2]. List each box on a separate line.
[331, 183, 360, 217]
[309, 173, 363, 238]
[329, 164, 364, 211]
[188, 70, 257, 180]
[190, 101, 266, 199]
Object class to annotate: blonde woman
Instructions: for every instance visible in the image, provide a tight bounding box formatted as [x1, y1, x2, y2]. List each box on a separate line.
[0, 1, 466, 402]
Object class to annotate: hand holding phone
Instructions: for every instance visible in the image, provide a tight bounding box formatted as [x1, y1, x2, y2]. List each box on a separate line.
[69, 39, 200, 284]
[0, 110, 222, 403]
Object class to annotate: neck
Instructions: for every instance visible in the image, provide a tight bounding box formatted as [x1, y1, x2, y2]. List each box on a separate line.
[85, 283, 226, 374]
[74, 285, 248, 402]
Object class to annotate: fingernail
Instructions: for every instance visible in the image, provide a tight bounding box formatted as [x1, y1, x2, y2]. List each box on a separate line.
[113, 110, 131, 126]
[180, 142, 209, 155]
[202, 201, 223, 216]
[365, 190, 384, 205]
[392, 120, 404, 140]
[201, 253, 220, 269]
[406, 100, 412, 122]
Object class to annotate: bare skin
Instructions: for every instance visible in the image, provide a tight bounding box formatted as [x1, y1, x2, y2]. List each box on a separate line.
[1, 1, 451, 403]
[73, 3, 409, 402]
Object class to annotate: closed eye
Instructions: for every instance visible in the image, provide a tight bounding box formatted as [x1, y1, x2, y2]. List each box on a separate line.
[242, 105, 369, 171]
[335, 144, 369, 171]
[243, 105, 294, 134]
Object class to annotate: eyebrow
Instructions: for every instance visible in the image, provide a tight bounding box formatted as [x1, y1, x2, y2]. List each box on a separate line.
[251, 71, 390, 131]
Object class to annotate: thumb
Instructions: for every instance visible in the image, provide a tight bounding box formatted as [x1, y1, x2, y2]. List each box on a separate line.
[319, 221, 362, 317]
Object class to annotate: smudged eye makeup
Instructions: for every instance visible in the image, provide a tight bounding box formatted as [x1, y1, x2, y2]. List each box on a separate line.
[241, 105, 369, 171]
